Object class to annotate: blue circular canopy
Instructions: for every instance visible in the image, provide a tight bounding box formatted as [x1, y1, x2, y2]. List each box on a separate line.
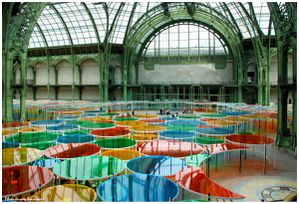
[127, 155, 186, 177]
[2, 141, 19, 149]
[31, 120, 64, 126]
[56, 134, 95, 144]
[195, 127, 234, 135]
[46, 124, 78, 131]
[223, 111, 248, 116]
[33, 158, 61, 168]
[166, 119, 206, 126]
[84, 110, 104, 114]
[159, 130, 196, 141]
[97, 173, 179, 202]
[57, 115, 80, 120]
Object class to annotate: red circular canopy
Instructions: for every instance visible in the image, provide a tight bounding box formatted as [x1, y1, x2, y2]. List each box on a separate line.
[44, 143, 100, 159]
[2, 122, 30, 128]
[137, 140, 203, 157]
[2, 166, 53, 197]
[225, 134, 274, 145]
[91, 127, 130, 138]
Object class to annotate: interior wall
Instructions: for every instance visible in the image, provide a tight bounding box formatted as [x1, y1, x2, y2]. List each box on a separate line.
[58, 87, 73, 100]
[81, 60, 100, 85]
[27, 87, 33, 99]
[27, 67, 34, 81]
[35, 62, 48, 85]
[57, 61, 73, 85]
[138, 61, 233, 84]
[82, 87, 100, 101]
[114, 67, 121, 85]
[36, 87, 48, 99]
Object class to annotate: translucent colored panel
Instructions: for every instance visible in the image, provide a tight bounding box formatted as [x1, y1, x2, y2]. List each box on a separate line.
[91, 127, 130, 138]
[225, 133, 274, 144]
[166, 119, 206, 126]
[195, 127, 235, 135]
[176, 167, 245, 199]
[129, 125, 166, 132]
[33, 158, 61, 168]
[101, 149, 141, 161]
[31, 184, 97, 202]
[95, 137, 136, 150]
[114, 117, 138, 121]
[167, 125, 197, 132]
[203, 143, 248, 154]
[138, 140, 203, 157]
[127, 155, 186, 177]
[159, 130, 196, 142]
[44, 143, 101, 159]
[53, 155, 125, 180]
[2, 166, 54, 197]
[130, 133, 158, 141]
[2, 122, 30, 128]
[5, 132, 60, 143]
[115, 120, 146, 127]
[97, 174, 179, 201]
[193, 137, 224, 145]
[56, 134, 95, 144]
[2, 148, 44, 166]
[185, 153, 210, 167]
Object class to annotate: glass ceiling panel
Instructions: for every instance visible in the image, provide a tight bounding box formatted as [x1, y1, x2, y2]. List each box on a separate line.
[86, 3, 107, 43]
[28, 2, 274, 49]
[32, 6, 71, 47]
[54, 3, 97, 45]
[252, 2, 275, 35]
[28, 26, 46, 48]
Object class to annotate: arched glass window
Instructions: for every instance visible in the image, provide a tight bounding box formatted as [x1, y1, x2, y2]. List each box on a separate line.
[144, 23, 228, 57]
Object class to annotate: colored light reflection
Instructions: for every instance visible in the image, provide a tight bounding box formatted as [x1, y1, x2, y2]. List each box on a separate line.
[138, 140, 203, 157]
[176, 167, 245, 199]
[127, 155, 187, 177]
[225, 134, 274, 145]
[44, 143, 101, 159]
[2, 148, 44, 166]
[30, 184, 97, 202]
[97, 174, 179, 201]
[91, 127, 130, 138]
[2, 166, 53, 197]
[53, 155, 125, 180]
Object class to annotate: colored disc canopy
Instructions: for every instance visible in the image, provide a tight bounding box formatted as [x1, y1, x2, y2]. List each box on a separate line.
[2, 148, 44, 167]
[138, 140, 203, 158]
[159, 130, 196, 141]
[95, 137, 136, 150]
[56, 134, 95, 144]
[2, 166, 53, 197]
[176, 167, 244, 199]
[91, 127, 130, 138]
[30, 184, 97, 202]
[53, 155, 125, 181]
[44, 143, 101, 159]
[127, 155, 186, 177]
[225, 133, 274, 145]
[97, 173, 179, 202]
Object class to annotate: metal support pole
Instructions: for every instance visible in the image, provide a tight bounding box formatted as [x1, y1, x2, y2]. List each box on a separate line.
[239, 150, 242, 173]
[263, 143, 267, 174]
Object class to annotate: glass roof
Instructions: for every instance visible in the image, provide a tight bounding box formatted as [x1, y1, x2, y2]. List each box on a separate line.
[28, 2, 275, 49]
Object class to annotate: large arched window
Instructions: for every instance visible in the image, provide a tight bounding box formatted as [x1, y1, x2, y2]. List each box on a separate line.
[144, 22, 229, 57]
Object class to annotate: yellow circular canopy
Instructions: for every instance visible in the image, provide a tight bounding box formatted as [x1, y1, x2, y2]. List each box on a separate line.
[2, 148, 44, 167]
[30, 184, 97, 202]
